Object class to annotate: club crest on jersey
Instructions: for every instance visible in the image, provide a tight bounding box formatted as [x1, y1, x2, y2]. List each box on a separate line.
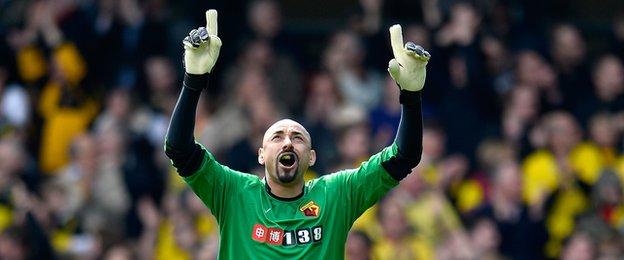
[300, 201, 320, 217]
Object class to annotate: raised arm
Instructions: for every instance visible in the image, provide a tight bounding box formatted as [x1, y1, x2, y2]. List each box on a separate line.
[164, 10, 222, 176]
[381, 24, 429, 181]
[326, 25, 429, 223]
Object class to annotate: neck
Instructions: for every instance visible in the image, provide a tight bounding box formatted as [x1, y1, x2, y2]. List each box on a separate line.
[265, 178, 305, 200]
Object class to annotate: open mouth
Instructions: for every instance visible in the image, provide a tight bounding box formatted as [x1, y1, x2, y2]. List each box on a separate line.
[278, 152, 298, 168]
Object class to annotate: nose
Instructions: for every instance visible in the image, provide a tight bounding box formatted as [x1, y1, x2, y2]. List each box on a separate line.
[282, 136, 293, 150]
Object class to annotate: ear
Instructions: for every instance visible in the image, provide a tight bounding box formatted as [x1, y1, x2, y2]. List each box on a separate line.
[258, 147, 265, 165]
[308, 149, 316, 166]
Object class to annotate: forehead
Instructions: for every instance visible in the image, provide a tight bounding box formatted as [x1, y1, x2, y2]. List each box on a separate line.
[264, 120, 309, 138]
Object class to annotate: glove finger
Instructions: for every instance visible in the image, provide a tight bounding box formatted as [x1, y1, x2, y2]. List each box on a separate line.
[190, 29, 202, 47]
[182, 39, 196, 49]
[404, 42, 431, 61]
[389, 25, 405, 61]
[183, 36, 195, 49]
[188, 29, 198, 45]
[206, 9, 218, 36]
[405, 51, 431, 62]
[197, 27, 209, 43]
[209, 35, 222, 48]
[388, 58, 401, 80]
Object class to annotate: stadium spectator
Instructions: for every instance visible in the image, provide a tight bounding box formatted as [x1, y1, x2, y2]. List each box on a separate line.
[222, 40, 301, 113]
[324, 30, 383, 111]
[17, 1, 99, 175]
[346, 231, 373, 260]
[468, 217, 503, 259]
[560, 232, 596, 260]
[372, 194, 432, 259]
[473, 161, 548, 259]
[331, 123, 371, 171]
[243, 0, 297, 58]
[301, 73, 341, 174]
[399, 166, 465, 252]
[501, 84, 540, 156]
[550, 24, 591, 110]
[575, 55, 624, 126]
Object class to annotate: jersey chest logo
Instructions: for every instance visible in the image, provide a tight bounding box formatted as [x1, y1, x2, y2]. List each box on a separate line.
[299, 201, 320, 217]
[252, 224, 323, 246]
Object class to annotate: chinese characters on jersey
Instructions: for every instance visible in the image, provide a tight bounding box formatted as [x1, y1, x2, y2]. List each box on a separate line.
[252, 224, 323, 246]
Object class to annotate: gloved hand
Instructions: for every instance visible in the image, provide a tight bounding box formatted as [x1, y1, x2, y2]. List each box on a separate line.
[388, 24, 431, 92]
[183, 9, 222, 75]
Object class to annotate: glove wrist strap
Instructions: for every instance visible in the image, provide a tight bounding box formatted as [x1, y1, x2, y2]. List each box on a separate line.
[183, 73, 209, 91]
[399, 90, 422, 106]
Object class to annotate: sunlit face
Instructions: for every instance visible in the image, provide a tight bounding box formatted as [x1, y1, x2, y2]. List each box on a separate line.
[258, 119, 316, 185]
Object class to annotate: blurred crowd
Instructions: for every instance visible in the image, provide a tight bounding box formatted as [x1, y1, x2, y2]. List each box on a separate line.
[0, 0, 623, 259]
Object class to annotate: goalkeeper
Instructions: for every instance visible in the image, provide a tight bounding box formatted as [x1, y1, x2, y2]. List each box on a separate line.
[165, 9, 429, 259]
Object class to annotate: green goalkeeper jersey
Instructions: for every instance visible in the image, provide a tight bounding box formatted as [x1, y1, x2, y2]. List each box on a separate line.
[182, 143, 401, 259]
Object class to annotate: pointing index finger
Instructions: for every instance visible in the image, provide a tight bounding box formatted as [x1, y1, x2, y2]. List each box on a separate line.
[206, 9, 218, 36]
[390, 24, 404, 60]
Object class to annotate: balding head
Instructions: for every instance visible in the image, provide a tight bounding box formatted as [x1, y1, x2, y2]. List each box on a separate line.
[262, 119, 311, 147]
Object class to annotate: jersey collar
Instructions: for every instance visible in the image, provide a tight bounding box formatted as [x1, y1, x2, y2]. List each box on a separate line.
[264, 180, 305, 201]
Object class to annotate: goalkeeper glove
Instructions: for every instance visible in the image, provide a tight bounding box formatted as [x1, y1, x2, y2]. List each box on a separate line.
[388, 24, 430, 92]
[183, 9, 222, 75]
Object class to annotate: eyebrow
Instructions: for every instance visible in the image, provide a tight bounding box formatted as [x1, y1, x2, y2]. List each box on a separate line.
[272, 130, 285, 135]
[272, 130, 303, 136]
[271, 129, 307, 139]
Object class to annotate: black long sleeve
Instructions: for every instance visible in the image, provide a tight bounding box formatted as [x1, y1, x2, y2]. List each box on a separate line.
[381, 90, 423, 181]
[164, 73, 208, 176]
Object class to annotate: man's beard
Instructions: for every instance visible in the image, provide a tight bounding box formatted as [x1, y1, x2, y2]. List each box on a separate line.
[277, 167, 299, 183]
[275, 151, 300, 183]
